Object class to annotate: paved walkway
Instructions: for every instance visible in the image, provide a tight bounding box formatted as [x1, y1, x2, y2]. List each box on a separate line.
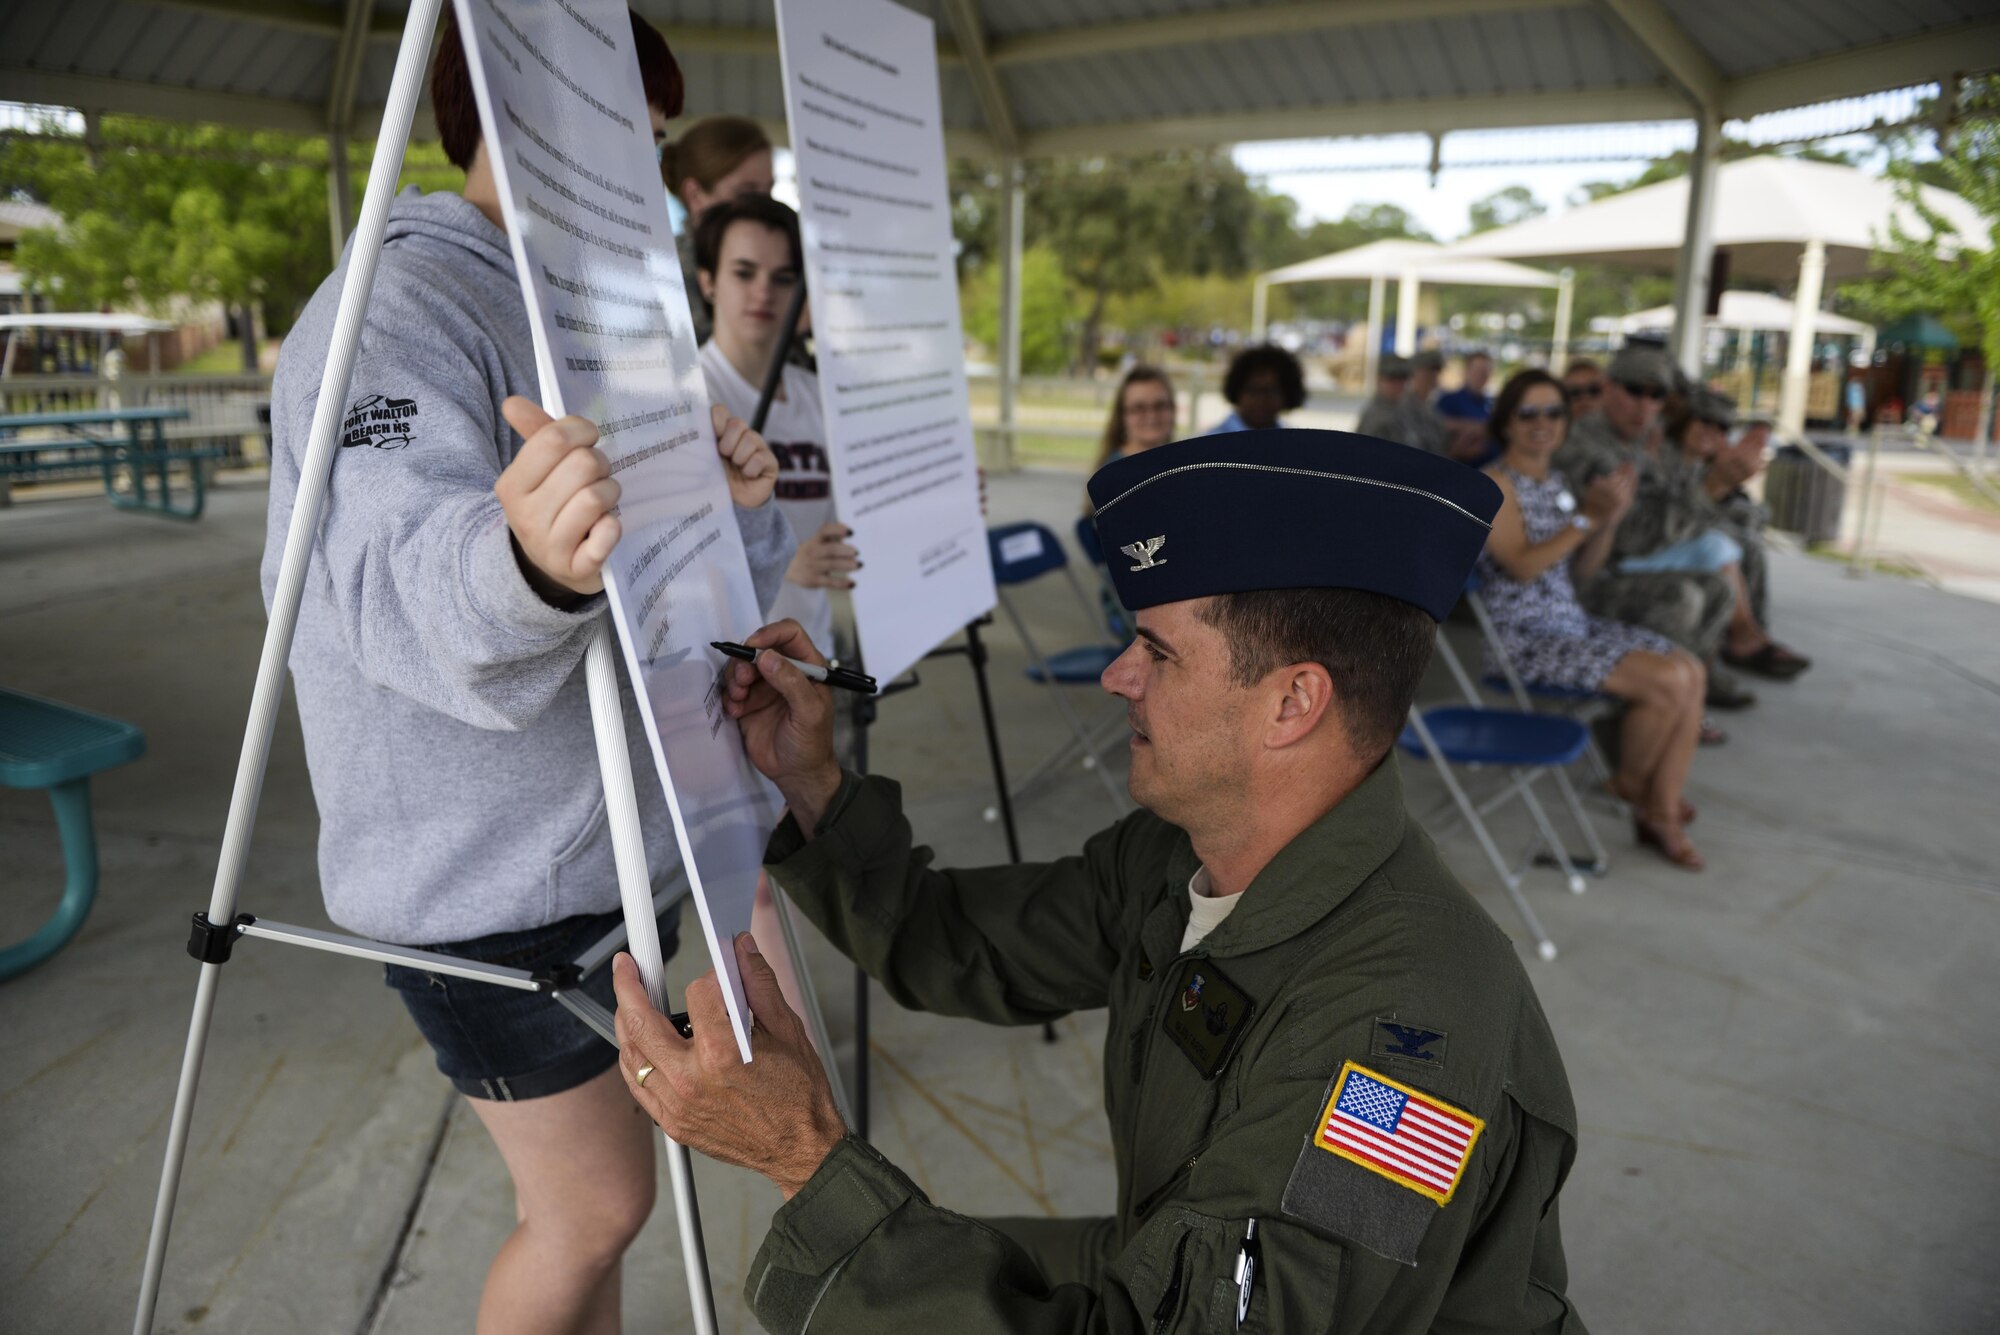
[2, 471, 1996, 1332]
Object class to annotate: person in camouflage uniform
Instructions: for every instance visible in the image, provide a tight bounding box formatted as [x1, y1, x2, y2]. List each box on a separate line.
[1554, 348, 1740, 692]
[1667, 397, 1809, 678]
[1354, 353, 1411, 440]
[1396, 349, 1452, 457]
[1683, 402, 1774, 628]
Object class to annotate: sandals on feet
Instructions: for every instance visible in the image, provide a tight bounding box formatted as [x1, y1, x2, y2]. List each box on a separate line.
[1722, 642, 1811, 680]
[1635, 814, 1704, 871]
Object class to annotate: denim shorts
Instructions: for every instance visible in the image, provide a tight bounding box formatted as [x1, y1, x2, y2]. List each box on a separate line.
[1618, 529, 1744, 574]
[384, 904, 680, 1102]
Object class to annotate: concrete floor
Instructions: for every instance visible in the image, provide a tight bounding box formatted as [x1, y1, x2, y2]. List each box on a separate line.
[3, 468, 1998, 1334]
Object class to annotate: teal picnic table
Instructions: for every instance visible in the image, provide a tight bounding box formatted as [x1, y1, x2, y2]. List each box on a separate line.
[0, 688, 146, 982]
[0, 405, 209, 519]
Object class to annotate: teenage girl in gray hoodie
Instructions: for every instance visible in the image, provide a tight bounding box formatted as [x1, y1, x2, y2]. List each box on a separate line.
[264, 15, 792, 1330]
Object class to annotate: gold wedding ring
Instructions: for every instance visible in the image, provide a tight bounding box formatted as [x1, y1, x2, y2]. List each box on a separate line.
[635, 1063, 655, 1089]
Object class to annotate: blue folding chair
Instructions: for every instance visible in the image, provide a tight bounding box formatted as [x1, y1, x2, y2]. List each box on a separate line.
[1074, 513, 1133, 643]
[1400, 629, 1597, 961]
[987, 522, 1131, 814]
[1463, 570, 1620, 796]
[1435, 603, 1612, 877]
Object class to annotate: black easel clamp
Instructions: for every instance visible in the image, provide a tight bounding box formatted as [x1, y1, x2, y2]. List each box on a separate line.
[531, 962, 584, 993]
[186, 912, 257, 965]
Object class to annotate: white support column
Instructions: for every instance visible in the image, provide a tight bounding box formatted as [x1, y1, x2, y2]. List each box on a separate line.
[1251, 277, 1270, 344]
[1551, 269, 1574, 371]
[1395, 269, 1419, 356]
[1363, 273, 1385, 392]
[995, 159, 1024, 471]
[1975, 365, 1995, 469]
[1671, 108, 1721, 378]
[1779, 238, 1827, 439]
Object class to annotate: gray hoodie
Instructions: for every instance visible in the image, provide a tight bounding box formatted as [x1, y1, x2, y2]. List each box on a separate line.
[264, 188, 792, 945]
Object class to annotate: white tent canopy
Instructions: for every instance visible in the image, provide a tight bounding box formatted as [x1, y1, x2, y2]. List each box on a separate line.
[1451, 155, 1986, 433]
[1451, 155, 1986, 282]
[1252, 239, 1571, 391]
[1618, 290, 1871, 338]
[1259, 239, 1563, 291]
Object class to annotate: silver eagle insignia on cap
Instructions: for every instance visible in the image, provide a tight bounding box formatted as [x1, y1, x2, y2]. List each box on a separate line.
[1121, 536, 1168, 571]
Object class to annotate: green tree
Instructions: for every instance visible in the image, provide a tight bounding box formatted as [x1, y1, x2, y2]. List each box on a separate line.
[950, 150, 1274, 369]
[1467, 184, 1545, 235]
[961, 245, 1071, 375]
[1265, 202, 1434, 325]
[2, 113, 459, 368]
[1848, 75, 2000, 376]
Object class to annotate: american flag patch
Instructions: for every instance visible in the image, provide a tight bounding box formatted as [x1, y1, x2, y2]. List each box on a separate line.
[1312, 1061, 1484, 1206]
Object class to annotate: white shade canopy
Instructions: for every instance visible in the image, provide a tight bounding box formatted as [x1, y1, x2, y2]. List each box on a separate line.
[1259, 238, 1561, 290]
[1451, 154, 1988, 282]
[1619, 290, 1872, 337]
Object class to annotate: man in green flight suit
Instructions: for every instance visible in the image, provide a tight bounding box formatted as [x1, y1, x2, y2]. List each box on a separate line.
[611, 429, 1587, 1333]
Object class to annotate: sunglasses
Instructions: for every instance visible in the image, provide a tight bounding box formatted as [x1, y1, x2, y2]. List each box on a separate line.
[1617, 380, 1668, 401]
[1564, 384, 1602, 401]
[1514, 405, 1568, 423]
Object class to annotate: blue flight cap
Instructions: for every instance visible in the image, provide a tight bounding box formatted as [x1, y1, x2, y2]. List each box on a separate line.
[1085, 429, 1502, 622]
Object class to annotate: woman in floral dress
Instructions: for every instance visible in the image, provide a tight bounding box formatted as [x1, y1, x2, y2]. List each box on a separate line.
[1480, 369, 1708, 870]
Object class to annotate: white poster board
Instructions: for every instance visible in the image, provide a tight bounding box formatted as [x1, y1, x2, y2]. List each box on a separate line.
[774, 0, 996, 685]
[454, 0, 776, 1060]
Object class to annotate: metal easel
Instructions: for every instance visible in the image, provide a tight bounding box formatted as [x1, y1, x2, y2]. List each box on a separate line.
[131, 4, 747, 1329]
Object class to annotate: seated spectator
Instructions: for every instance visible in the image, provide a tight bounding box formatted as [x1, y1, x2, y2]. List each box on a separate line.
[1437, 348, 1497, 461]
[1397, 349, 1452, 456]
[1207, 343, 1304, 432]
[1092, 365, 1178, 471]
[1354, 352, 1411, 438]
[1480, 369, 1708, 870]
[1667, 392, 1808, 680]
[1556, 347, 1745, 718]
[1562, 358, 1604, 419]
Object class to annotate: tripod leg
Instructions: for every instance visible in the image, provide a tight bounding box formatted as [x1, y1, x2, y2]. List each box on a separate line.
[133, 6, 445, 1329]
[662, 1137, 718, 1335]
[133, 963, 222, 1335]
[964, 620, 1022, 863]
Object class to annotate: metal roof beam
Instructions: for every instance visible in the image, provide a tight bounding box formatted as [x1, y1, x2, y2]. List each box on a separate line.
[986, 0, 1585, 67]
[939, 0, 1019, 154]
[1598, 0, 1723, 112]
[0, 67, 330, 135]
[326, 0, 380, 131]
[145, 0, 399, 41]
[1015, 86, 1690, 158]
[1721, 18, 2000, 121]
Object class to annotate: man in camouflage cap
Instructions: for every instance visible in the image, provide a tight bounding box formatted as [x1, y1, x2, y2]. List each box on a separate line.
[614, 430, 1587, 1334]
[1554, 345, 1743, 704]
[1396, 349, 1452, 457]
[1354, 352, 1412, 440]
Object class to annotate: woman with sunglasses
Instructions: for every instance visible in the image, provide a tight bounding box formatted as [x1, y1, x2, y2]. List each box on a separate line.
[1480, 369, 1709, 870]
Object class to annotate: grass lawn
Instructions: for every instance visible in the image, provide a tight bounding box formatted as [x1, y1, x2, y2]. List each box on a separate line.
[173, 342, 261, 374]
